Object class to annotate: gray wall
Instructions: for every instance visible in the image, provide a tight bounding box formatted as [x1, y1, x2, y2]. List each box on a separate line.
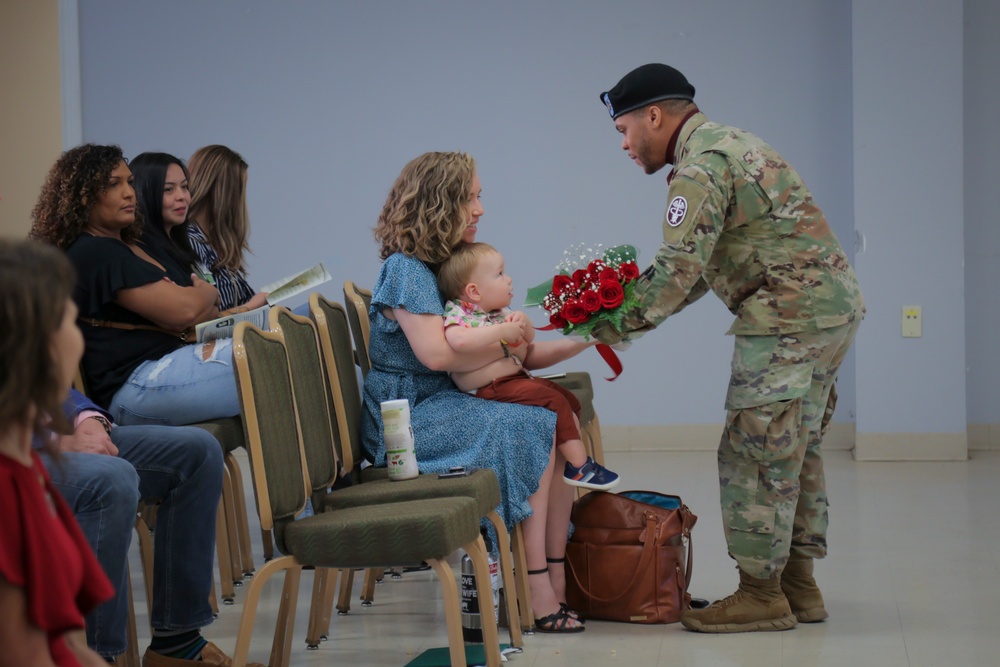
[964, 0, 1000, 427]
[71, 0, 998, 435]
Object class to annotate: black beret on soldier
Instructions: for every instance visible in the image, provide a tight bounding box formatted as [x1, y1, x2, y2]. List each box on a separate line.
[600, 64, 696, 119]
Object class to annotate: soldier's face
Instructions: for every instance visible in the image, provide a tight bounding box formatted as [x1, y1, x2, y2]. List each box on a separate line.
[615, 110, 666, 175]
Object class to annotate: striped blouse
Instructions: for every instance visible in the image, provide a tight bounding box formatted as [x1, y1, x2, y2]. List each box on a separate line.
[187, 224, 255, 311]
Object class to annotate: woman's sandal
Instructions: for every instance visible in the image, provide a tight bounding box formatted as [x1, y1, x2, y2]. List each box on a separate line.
[547, 557, 586, 623]
[533, 605, 586, 634]
[528, 565, 585, 632]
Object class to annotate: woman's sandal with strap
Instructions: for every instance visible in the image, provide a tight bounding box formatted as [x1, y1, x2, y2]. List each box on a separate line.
[547, 557, 586, 623]
[533, 605, 586, 634]
[528, 563, 585, 631]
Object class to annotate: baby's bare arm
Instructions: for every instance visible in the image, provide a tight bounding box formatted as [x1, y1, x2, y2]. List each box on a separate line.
[444, 320, 525, 353]
[522, 338, 595, 370]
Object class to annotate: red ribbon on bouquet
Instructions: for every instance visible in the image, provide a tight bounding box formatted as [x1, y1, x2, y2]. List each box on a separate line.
[535, 324, 623, 381]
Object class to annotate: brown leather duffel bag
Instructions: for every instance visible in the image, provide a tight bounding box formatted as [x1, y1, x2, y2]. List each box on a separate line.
[565, 490, 696, 624]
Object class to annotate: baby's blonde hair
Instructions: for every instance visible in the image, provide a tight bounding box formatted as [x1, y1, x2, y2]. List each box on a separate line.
[436, 242, 499, 301]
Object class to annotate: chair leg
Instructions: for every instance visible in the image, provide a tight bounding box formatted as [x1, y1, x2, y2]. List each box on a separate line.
[361, 567, 379, 605]
[336, 567, 355, 614]
[269, 565, 302, 667]
[134, 515, 154, 619]
[427, 557, 471, 667]
[215, 489, 236, 605]
[485, 511, 523, 648]
[231, 556, 297, 667]
[261, 528, 275, 561]
[306, 567, 336, 648]
[220, 465, 243, 585]
[115, 563, 141, 667]
[224, 453, 255, 577]
[511, 523, 533, 631]
[463, 536, 502, 667]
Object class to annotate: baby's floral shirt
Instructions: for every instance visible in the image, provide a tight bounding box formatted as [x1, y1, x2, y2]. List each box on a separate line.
[443, 300, 512, 329]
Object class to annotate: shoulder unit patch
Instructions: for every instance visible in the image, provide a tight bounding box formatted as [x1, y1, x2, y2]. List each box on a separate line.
[666, 196, 688, 227]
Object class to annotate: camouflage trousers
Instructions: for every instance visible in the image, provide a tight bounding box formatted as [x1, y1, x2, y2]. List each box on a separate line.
[718, 317, 861, 579]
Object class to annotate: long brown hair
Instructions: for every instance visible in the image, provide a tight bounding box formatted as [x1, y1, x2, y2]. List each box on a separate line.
[0, 239, 77, 454]
[30, 144, 142, 249]
[187, 145, 250, 273]
[374, 152, 476, 266]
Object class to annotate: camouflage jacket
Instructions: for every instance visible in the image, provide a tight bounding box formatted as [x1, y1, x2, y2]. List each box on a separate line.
[604, 112, 864, 343]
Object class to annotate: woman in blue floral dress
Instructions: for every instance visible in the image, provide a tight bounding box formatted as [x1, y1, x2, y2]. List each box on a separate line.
[361, 152, 586, 633]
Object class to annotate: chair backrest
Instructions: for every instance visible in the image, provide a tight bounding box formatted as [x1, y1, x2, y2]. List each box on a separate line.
[342, 280, 372, 379]
[308, 293, 367, 484]
[232, 321, 310, 553]
[268, 306, 341, 500]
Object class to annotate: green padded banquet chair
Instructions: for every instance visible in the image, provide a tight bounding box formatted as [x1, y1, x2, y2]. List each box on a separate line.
[309, 292, 535, 629]
[269, 305, 523, 647]
[230, 321, 501, 667]
[71, 367, 253, 607]
[341, 280, 373, 379]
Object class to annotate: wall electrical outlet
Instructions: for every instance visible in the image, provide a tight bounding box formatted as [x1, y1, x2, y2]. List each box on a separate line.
[902, 306, 922, 338]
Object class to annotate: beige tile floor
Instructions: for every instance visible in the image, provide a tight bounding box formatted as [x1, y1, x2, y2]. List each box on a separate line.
[129, 449, 1000, 666]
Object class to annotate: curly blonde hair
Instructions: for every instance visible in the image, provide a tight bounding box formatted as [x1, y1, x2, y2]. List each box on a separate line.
[0, 239, 76, 454]
[30, 144, 142, 250]
[374, 152, 476, 266]
[187, 145, 250, 273]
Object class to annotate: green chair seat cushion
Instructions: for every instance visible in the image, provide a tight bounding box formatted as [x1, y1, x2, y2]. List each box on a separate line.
[322, 468, 501, 517]
[284, 496, 481, 568]
[192, 416, 245, 454]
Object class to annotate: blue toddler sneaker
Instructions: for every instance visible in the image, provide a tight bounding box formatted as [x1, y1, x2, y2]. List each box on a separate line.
[563, 457, 621, 491]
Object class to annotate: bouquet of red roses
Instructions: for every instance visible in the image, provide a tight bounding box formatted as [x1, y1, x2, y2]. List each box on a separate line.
[526, 244, 641, 341]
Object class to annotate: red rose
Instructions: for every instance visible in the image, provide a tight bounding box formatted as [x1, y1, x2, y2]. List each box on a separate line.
[587, 259, 607, 276]
[561, 298, 589, 325]
[619, 261, 639, 282]
[599, 280, 624, 309]
[572, 269, 588, 288]
[551, 274, 574, 296]
[549, 311, 567, 329]
[599, 266, 618, 283]
[581, 289, 601, 313]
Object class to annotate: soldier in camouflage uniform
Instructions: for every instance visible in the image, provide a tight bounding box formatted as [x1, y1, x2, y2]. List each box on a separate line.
[593, 64, 864, 633]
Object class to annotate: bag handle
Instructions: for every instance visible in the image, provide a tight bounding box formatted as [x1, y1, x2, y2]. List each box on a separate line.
[566, 511, 658, 603]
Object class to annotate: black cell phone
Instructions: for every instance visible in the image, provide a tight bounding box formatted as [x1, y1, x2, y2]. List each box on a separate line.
[438, 466, 469, 479]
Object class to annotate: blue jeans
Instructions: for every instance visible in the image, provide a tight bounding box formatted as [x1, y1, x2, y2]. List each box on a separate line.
[109, 339, 240, 426]
[45, 424, 223, 658]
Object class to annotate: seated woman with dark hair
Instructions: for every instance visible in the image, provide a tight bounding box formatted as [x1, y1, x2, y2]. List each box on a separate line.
[130, 151, 200, 274]
[29, 144, 240, 426]
[0, 237, 113, 667]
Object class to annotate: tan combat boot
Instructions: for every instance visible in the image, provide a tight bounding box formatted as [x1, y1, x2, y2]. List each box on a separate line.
[680, 569, 797, 633]
[780, 552, 829, 622]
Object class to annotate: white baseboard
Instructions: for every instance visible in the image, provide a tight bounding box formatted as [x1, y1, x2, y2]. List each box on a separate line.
[602, 423, 856, 453]
[853, 432, 968, 461]
[968, 423, 1000, 450]
[601, 423, 985, 461]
